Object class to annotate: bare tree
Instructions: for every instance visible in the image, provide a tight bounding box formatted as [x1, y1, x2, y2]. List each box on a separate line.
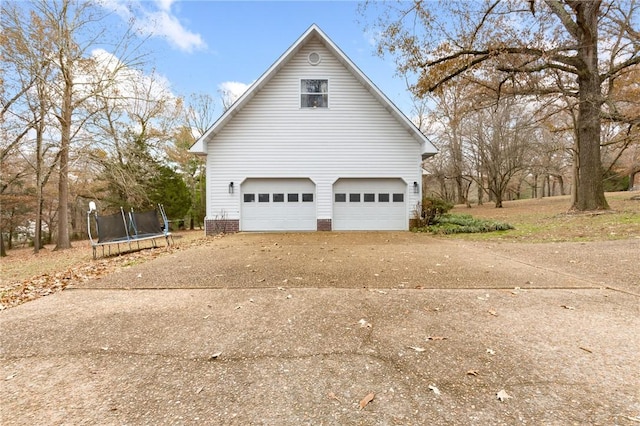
[466, 99, 535, 208]
[424, 83, 476, 205]
[18, 0, 145, 250]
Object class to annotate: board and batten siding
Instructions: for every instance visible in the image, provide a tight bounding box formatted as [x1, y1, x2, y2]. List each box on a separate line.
[205, 37, 423, 225]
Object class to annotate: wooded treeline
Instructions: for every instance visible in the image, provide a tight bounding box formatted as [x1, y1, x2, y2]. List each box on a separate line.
[364, 0, 640, 208]
[1, 0, 213, 256]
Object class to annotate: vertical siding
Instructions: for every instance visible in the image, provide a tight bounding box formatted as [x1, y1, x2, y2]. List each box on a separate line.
[206, 37, 422, 222]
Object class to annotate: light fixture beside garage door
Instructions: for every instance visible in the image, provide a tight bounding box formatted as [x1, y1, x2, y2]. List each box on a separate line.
[413, 181, 419, 193]
[228, 182, 234, 194]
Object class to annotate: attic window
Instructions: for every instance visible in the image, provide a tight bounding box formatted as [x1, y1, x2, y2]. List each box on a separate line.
[301, 79, 328, 108]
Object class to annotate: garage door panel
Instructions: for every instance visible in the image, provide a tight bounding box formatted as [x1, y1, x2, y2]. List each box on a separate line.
[241, 179, 316, 231]
[333, 178, 407, 231]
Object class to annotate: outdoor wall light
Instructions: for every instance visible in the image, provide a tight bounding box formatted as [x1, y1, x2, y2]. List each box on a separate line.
[228, 182, 234, 194]
[413, 181, 419, 194]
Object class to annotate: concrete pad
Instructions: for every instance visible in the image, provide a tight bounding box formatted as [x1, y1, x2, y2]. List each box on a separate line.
[2, 287, 639, 425]
[2, 233, 639, 424]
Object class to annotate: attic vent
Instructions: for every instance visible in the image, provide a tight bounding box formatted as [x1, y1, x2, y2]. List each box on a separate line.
[308, 52, 321, 66]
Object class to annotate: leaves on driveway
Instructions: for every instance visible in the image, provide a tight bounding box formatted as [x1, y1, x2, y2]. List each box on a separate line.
[358, 319, 372, 328]
[426, 336, 447, 341]
[359, 392, 375, 409]
[496, 389, 512, 402]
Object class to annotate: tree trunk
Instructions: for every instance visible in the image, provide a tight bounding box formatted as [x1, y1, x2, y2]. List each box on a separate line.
[0, 231, 6, 257]
[55, 67, 73, 250]
[557, 175, 565, 195]
[494, 193, 503, 208]
[34, 123, 44, 253]
[571, 2, 609, 211]
[629, 170, 638, 190]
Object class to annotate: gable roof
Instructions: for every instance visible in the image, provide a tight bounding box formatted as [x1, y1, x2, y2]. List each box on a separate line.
[189, 24, 437, 159]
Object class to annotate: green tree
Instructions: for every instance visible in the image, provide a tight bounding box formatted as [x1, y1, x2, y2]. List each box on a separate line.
[148, 165, 190, 224]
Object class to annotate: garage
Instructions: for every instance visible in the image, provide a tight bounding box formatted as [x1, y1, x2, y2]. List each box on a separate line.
[241, 178, 316, 231]
[333, 178, 407, 230]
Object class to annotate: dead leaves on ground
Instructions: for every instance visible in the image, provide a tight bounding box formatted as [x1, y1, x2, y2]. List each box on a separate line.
[496, 389, 512, 402]
[0, 245, 174, 310]
[426, 335, 447, 341]
[359, 392, 375, 409]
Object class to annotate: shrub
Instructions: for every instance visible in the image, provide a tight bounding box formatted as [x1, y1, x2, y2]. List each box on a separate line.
[421, 197, 454, 226]
[413, 213, 514, 235]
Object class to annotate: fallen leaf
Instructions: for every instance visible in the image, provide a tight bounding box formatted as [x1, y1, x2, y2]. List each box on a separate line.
[428, 384, 441, 395]
[496, 389, 511, 402]
[466, 370, 479, 376]
[561, 305, 576, 310]
[426, 336, 447, 341]
[358, 319, 372, 328]
[195, 386, 204, 394]
[408, 346, 426, 352]
[486, 348, 496, 355]
[488, 309, 498, 316]
[286, 294, 292, 299]
[359, 392, 375, 409]
[328, 392, 341, 403]
[209, 352, 222, 360]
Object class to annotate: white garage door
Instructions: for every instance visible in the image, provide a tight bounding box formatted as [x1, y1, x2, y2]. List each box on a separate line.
[333, 178, 407, 231]
[241, 178, 316, 231]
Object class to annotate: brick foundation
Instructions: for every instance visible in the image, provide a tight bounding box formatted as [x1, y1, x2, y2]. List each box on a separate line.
[317, 219, 332, 231]
[205, 219, 239, 235]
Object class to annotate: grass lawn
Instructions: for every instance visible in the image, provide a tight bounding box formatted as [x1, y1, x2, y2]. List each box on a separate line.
[449, 192, 640, 242]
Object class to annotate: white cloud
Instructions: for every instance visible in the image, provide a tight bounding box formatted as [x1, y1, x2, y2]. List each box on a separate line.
[155, 0, 176, 12]
[100, 0, 206, 53]
[89, 48, 177, 110]
[218, 81, 251, 107]
[364, 29, 382, 48]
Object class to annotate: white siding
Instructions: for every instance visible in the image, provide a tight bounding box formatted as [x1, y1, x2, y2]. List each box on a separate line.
[206, 37, 422, 226]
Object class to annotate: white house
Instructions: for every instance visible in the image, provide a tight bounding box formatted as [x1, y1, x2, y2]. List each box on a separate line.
[189, 24, 437, 234]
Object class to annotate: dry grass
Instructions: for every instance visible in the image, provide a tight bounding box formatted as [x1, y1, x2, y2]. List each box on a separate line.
[450, 191, 640, 242]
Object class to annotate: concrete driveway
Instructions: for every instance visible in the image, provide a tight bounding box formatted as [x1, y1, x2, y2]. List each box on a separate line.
[1, 232, 639, 425]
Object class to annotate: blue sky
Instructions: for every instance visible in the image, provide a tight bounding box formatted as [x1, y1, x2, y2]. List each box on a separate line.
[106, 0, 415, 117]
